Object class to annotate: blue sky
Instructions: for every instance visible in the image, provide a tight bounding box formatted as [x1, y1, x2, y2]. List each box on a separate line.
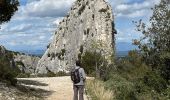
[0, 0, 160, 51]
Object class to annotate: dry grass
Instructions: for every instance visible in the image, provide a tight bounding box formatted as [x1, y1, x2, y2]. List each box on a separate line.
[86, 79, 114, 100]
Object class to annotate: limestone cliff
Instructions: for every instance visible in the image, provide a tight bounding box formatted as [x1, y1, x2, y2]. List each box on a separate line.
[0, 45, 6, 55]
[0, 45, 40, 74]
[36, 0, 116, 74]
[13, 54, 40, 74]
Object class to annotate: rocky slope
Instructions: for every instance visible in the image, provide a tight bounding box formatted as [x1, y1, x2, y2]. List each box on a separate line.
[0, 45, 40, 74]
[14, 54, 40, 74]
[0, 82, 46, 100]
[0, 45, 6, 55]
[36, 0, 116, 74]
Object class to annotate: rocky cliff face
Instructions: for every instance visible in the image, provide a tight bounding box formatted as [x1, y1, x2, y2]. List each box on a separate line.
[13, 54, 40, 74]
[0, 45, 40, 74]
[0, 45, 6, 55]
[36, 0, 116, 74]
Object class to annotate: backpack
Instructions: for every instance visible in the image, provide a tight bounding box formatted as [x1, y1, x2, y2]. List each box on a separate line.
[71, 68, 81, 84]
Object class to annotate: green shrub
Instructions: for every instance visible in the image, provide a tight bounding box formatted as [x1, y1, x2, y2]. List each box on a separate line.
[87, 79, 114, 100]
[47, 53, 50, 57]
[51, 52, 55, 59]
[81, 51, 105, 76]
[99, 8, 108, 12]
[37, 74, 46, 77]
[61, 49, 66, 56]
[79, 45, 84, 54]
[78, 4, 85, 15]
[56, 49, 66, 60]
[0, 64, 18, 86]
[17, 73, 30, 78]
[56, 71, 67, 76]
[78, 53, 82, 61]
[105, 50, 169, 99]
[105, 74, 137, 100]
[143, 71, 167, 93]
[37, 71, 67, 77]
[47, 71, 56, 77]
[0, 52, 20, 86]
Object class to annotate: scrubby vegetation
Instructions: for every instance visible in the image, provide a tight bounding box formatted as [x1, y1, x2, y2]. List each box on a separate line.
[0, 50, 20, 86]
[86, 79, 113, 100]
[81, 51, 108, 79]
[78, 4, 86, 15]
[37, 71, 67, 77]
[17, 73, 31, 78]
[85, 50, 170, 99]
[85, 0, 170, 99]
[105, 51, 170, 99]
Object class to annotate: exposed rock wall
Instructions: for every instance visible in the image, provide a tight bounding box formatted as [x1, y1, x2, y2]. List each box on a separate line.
[36, 0, 116, 74]
[0, 45, 6, 55]
[14, 54, 40, 73]
[0, 45, 40, 74]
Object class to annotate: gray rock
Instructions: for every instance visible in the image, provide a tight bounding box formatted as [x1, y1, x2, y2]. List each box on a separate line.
[0, 45, 40, 74]
[14, 54, 40, 73]
[36, 0, 116, 74]
[0, 45, 6, 55]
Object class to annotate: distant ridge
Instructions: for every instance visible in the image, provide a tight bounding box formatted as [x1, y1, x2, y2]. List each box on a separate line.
[116, 42, 137, 51]
[116, 51, 129, 57]
[19, 49, 45, 57]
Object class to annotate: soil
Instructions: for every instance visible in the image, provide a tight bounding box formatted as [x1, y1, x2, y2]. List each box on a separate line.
[18, 76, 88, 100]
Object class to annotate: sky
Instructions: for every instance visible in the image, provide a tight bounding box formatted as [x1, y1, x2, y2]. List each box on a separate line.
[0, 0, 160, 51]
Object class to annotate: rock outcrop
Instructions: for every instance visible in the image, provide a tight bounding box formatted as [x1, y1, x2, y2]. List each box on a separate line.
[13, 54, 40, 73]
[0, 45, 40, 74]
[0, 45, 6, 55]
[36, 0, 116, 74]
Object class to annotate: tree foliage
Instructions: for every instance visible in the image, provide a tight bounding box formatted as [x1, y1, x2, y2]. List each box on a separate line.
[0, 51, 20, 86]
[81, 51, 107, 77]
[0, 0, 19, 24]
[133, 0, 170, 81]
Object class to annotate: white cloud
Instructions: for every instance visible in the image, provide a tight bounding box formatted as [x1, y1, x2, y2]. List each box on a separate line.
[22, 0, 75, 17]
[108, 0, 161, 18]
[52, 17, 64, 26]
[9, 24, 32, 32]
[0, 0, 162, 51]
[115, 27, 143, 43]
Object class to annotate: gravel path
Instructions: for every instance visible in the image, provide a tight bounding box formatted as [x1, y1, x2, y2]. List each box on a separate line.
[18, 76, 88, 100]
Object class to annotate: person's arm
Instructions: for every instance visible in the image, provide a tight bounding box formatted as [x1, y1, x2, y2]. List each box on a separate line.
[81, 68, 86, 81]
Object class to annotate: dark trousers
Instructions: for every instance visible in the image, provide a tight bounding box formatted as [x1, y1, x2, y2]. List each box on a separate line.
[73, 85, 84, 100]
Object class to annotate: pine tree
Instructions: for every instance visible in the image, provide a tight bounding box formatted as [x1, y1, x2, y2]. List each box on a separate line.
[0, 0, 19, 24]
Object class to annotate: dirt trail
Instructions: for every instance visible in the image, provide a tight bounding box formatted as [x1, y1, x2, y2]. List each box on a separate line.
[18, 76, 88, 100]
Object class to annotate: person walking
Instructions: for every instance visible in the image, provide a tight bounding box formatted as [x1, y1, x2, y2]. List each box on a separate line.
[71, 60, 86, 100]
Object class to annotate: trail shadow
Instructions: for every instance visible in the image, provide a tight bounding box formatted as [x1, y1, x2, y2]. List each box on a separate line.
[17, 79, 48, 86]
[16, 79, 54, 99]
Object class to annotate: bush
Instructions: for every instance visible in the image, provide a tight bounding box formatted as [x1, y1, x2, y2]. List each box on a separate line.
[37, 74, 47, 77]
[17, 73, 30, 78]
[104, 50, 169, 99]
[0, 53, 19, 86]
[87, 79, 114, 100]
[105, 74, 137, 100]
[56, 71, 67, 76]
[79, 45, 84, 54]
[0, 64, 18, 86]
[81, 51, 108, 78]
[143, 71, 167, 93]
[78, 4, 85, 15]
[36, 71, 67, 77]
[47, 71, 56, 77]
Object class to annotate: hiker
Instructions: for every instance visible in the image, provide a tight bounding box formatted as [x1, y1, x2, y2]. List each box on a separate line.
[71, 60, 86, 100]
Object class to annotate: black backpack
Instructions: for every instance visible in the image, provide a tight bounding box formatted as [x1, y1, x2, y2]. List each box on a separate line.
[71, 68, 81, 84]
